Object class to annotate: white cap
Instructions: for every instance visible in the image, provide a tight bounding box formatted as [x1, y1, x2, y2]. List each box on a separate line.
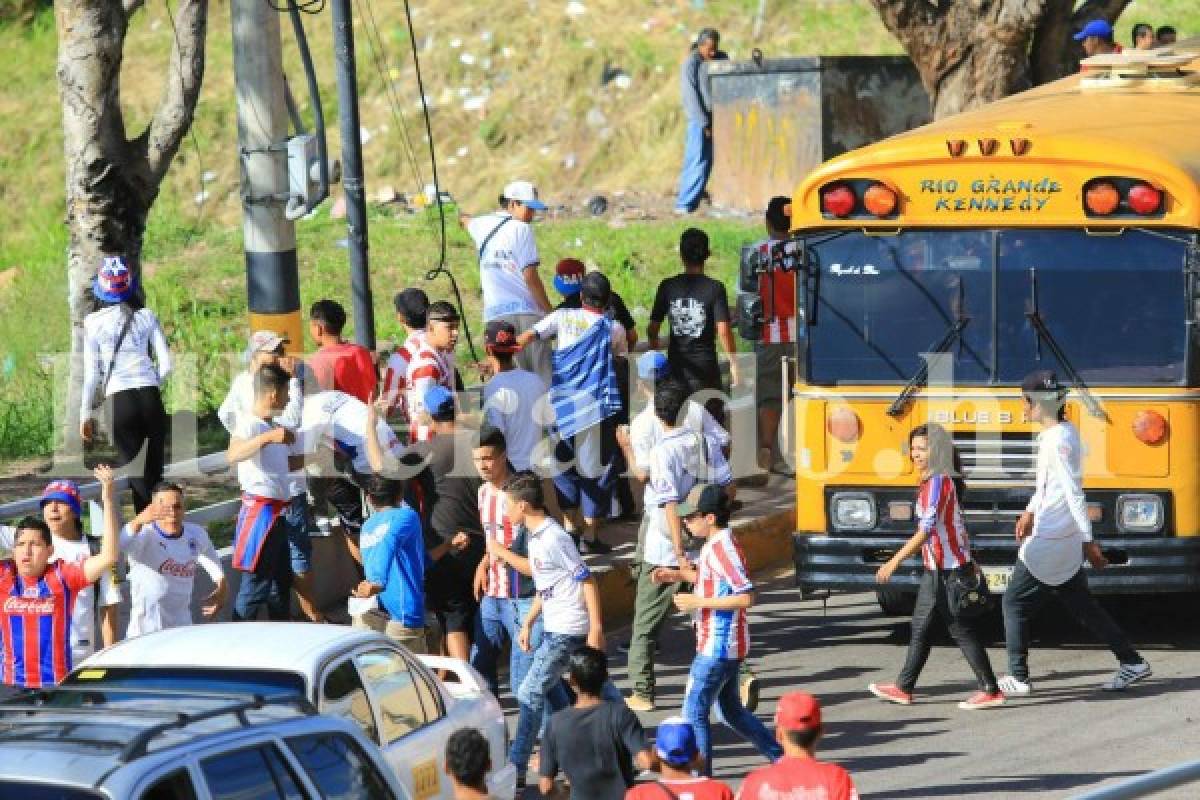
[502, 180, 547, 211]
[243, 330, 289, 363]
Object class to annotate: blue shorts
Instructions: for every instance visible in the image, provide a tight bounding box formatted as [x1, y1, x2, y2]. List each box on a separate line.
[284, 494, 314, 575]
[553, 465, 617, 520]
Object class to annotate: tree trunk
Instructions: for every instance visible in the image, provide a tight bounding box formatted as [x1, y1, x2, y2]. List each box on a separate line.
[1031, 0, 1131, 85]
[869, 0, 1046, 119]
[54, 0, 207, 465]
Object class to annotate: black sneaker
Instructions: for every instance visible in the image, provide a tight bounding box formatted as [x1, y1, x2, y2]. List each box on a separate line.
[580, 538, 613, 555]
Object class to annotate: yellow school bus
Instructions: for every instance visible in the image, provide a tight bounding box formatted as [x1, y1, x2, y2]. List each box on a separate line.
[783, 43, 1200, 613]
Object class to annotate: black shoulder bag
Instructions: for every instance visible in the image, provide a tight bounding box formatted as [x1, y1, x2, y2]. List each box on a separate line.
[946, 563, 993, 618]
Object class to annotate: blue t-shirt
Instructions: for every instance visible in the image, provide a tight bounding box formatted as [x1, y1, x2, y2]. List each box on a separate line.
[361, 505, 427, 628]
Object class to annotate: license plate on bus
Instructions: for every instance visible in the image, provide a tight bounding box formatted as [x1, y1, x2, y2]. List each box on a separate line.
[983, 567, 1012, 593]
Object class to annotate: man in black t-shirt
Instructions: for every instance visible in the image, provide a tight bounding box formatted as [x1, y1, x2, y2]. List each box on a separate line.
[539, 646, 655, 800]
[648, 228, 739, 421]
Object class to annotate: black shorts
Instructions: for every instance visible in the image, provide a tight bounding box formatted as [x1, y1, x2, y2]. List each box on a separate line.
[425, 558, 478, 634]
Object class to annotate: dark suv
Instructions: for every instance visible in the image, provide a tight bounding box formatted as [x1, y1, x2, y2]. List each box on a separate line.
[0, 687, 411, 799]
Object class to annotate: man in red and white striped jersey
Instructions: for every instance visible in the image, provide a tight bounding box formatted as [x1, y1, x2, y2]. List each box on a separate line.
[379, 288, 430, 424]
[468, 427, 543, 702]
[754, 196, 796, 477]
[406, 301, 460, 443]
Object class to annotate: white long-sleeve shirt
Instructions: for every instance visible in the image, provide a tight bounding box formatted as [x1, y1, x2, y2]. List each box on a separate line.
[81, 305, 171, 416]
[1020, 421, 1091, 585]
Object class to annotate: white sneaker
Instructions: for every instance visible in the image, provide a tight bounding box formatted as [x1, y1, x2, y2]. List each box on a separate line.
[1102, 661, 1152, 691]
[997, 675, 1032, 696]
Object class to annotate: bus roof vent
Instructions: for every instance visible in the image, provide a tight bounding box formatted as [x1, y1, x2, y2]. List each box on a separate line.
[1080, 51, 1200, 90]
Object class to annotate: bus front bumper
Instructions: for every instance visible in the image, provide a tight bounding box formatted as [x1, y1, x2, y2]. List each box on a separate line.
[793, 532, 1200, 594]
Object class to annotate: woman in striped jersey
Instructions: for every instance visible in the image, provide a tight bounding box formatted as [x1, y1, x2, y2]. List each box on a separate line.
[869, 423, 1005, 711]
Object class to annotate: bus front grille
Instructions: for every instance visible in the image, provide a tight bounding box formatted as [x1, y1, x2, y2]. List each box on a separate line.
[953, 432, 1037, 487]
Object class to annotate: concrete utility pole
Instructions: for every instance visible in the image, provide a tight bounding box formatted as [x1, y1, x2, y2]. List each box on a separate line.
[231, 0, 303, 351]
[331, 0, 376, 350]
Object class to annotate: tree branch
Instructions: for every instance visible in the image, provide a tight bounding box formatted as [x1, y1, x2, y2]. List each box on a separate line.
[142, 0, 208, 183]
[123, 0, 147, 18]
[1071, 0, 1131, 26]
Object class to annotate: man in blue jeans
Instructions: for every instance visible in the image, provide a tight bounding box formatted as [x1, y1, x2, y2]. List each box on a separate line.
[669, 483, 781, 774]
[469, 428, 544, 699]
[676, 28, 727, 214]
[491, 472, 606, 787]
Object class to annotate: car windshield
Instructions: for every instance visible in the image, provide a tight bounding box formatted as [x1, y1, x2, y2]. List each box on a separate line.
[65, 667, 307, 698]
[804, 228, 1190, 385]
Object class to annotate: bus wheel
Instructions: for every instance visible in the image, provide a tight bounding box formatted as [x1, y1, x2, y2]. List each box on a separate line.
[876, 587, 916, 617]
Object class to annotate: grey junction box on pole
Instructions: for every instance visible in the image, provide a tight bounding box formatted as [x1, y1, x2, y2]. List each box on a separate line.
[707, 56, 931, 212]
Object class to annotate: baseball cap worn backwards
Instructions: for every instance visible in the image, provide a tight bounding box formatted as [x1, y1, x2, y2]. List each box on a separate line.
[1021, 370, 1062, 396]
[554, 258, 586, 296]
[654, 717, 699, 767]
[775, 691, 822, 732]
[485, 319, 520, 353]
[503, 180, 547, 211]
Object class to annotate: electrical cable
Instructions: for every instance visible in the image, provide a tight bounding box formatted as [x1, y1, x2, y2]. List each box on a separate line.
[401, 0, 480, 364]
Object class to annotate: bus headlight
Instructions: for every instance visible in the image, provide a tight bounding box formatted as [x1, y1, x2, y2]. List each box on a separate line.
[831, 492, 876, 531]
[1116, 494, 1163, 533]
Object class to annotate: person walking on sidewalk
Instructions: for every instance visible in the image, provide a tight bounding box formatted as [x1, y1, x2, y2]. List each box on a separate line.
[999, 371, 1152, 695]
[676, 29, 727, 214]
[868, 423, 1004, 710]
[669, 484, 782, 774]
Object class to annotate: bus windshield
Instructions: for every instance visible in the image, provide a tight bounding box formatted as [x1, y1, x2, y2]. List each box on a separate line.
[804, 228, 1190, 386]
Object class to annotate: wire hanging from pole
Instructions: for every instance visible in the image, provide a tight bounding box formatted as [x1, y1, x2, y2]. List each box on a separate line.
[401, 0, 479, 364]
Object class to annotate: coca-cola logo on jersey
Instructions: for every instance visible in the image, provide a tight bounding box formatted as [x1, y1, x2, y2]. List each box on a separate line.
[158, 558, 197, 578]
[3, 596, 55, 615]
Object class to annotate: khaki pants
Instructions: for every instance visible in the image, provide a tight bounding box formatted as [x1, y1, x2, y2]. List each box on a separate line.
[354, 609, 431, 655]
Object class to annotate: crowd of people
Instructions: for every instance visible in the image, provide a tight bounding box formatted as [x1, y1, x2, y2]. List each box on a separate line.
[0, 170, 1158, 799]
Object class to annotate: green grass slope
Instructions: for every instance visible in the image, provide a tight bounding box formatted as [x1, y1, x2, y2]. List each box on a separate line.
[0, 2, 1194, 462]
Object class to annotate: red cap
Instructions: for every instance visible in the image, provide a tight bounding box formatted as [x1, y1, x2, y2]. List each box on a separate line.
[775, 691, 822, 732]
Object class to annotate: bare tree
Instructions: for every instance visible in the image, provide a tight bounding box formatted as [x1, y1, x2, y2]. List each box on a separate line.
[868, 0, 1129, 119]
[55, 0, 207, 447]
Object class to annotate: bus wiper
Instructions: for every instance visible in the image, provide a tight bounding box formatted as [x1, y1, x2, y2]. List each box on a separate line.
[886, 314, 970, 417]
[888, 277, 969, 419]
[1026, 266, 1108, 420]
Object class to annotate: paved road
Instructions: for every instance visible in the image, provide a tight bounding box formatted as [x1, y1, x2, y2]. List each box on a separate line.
[581, 570, 1200, 799]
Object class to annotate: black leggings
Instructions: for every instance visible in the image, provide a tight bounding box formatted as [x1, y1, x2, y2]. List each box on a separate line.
[897, 567, 999, 694]
[109, 386, 167, 512]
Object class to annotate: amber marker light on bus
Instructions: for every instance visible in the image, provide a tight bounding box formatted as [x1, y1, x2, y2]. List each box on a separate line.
[1127, 182, 1163, 215]
[1084, 180, 1120, 215]
[1132, 410, 1169, 445]
[827, 408, 862, 444]
[977, 138, 999, 156]
[821, 184, 857, 218]
[863, 183, 898, 217]
[946, 139, 967, 157]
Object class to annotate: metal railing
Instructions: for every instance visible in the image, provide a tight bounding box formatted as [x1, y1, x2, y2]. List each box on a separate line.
[1071, 760, 1200, 799]
[0, 452, 240, 528]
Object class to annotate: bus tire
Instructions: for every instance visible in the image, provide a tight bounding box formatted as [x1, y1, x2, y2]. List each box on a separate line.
[876, 587, 916, 617]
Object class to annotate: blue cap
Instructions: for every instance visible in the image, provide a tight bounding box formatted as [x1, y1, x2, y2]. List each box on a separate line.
[40, 480, 83, 519]
[654, 717, 698, 767]
[1074, 19, 1113, 40]
[637, 351, 669, 381]
[423, 386, 456, 422]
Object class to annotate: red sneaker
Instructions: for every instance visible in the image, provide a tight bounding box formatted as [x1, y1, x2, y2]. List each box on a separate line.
[868, 682, 913, 705]
[958, 690, 1006, 710]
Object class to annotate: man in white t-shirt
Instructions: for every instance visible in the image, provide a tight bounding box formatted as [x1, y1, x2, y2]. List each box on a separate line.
[121, 482, 226, 637]
[487, 472, 605, 783]
[999, 371, 1150, 695]
[0, 479, 122, 664]
[218, 330, 324, 623]
[227, 364, 304, 621]
[465, 180, 554, 383]
[482, 319, 548, 473]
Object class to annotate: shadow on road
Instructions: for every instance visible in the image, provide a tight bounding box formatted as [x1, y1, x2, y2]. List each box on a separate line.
[867, 771, 1146, 798]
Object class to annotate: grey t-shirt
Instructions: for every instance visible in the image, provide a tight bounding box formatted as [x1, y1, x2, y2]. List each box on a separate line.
[540, 702, 647, 800]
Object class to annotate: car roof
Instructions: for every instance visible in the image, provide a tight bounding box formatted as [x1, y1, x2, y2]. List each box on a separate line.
[0, 690, 325, 791]
[80, 622, 384, 679]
